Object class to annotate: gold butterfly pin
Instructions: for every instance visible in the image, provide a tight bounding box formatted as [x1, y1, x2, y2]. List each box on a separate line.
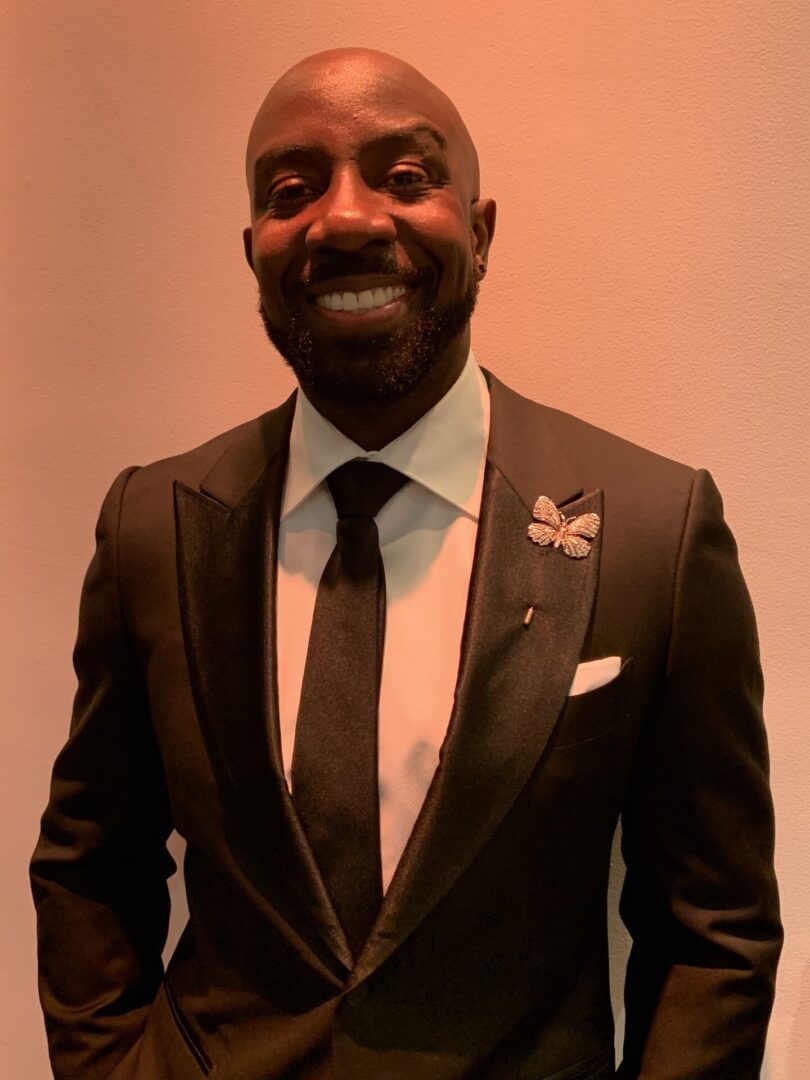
[527, 496, 601, 558]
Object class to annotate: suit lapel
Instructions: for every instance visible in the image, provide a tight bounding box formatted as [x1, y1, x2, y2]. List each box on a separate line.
[174, 369, 602, 986]
[351, 369, 603, 984]
[174, 392, 353, 978]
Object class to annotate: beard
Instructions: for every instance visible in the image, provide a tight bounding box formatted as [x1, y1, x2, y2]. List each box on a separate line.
[257, 272, 479, 407]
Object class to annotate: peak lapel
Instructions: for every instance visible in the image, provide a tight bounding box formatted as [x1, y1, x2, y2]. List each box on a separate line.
[174, 393, 352, 977]
[352, 370, 603, 984]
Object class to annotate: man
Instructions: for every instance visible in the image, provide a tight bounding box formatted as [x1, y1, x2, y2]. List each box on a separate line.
[31, 46, 782, 1080]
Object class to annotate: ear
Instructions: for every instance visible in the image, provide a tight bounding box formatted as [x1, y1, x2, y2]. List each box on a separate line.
[470, 197, 496, 265]
[242, 227, 254, 272]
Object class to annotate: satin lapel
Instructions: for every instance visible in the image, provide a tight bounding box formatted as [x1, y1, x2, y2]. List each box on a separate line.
[174, 393, 352, 977]
[351, 370, 603, 984]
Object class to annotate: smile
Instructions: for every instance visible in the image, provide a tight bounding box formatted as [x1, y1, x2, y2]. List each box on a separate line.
[306, 283, 416, 332]
[315, 284, 407, 312]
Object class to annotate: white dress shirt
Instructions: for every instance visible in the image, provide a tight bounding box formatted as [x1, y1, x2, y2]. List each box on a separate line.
[276, 347, 490, 893]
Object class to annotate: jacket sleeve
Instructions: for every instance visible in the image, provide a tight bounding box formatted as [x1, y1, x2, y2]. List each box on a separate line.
[30, 466, 175, 1080]
[617, 468, 783, 1078]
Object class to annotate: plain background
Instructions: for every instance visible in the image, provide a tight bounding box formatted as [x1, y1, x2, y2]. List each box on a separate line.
[2, 3, 808, 1077]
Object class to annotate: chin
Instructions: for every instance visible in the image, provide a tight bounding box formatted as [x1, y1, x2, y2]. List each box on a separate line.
[257, 277, 479, 407]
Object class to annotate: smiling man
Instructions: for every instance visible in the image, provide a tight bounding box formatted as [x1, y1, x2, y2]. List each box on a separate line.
[244, 48, 491, 447]
[31, 47, 781, 1080]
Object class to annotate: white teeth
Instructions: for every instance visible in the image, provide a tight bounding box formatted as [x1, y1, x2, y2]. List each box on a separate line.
[315, 284, 407, 311]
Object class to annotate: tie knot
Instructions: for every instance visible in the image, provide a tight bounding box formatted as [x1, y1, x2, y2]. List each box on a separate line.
[327, 460, 408, 520]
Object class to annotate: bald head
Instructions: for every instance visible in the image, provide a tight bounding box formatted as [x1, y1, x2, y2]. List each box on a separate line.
[242, 47, 496, 436]
[246, 47, 480, 206]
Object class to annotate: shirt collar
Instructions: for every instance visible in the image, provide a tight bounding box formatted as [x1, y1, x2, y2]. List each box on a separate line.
[281, 346, 490, 522]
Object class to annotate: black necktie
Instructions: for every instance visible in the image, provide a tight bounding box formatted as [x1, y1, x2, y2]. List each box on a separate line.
[291, 459, 408, 959]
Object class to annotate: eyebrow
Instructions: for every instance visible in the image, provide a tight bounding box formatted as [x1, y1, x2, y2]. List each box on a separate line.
[252, 123, 449, 195]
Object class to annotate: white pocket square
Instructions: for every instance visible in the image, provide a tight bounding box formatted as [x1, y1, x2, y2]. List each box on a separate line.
[567, 656, 622, 697]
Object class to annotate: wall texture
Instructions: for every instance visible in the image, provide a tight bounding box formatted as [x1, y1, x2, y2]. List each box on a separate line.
[3, 2, 807, 1077]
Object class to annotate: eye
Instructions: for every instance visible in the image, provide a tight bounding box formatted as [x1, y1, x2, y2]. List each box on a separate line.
[386, 168, 430, 190]
[262, 167, 435, 213]
[271, 180, 313, 202]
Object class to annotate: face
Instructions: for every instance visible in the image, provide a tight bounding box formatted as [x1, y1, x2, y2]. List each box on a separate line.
[243, 55, 495, 406]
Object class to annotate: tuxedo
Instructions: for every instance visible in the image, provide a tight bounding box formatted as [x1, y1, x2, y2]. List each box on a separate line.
[31, 368, 782, 1079]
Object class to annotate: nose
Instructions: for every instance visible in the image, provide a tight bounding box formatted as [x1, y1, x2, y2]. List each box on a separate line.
[304, 165, 396, 254]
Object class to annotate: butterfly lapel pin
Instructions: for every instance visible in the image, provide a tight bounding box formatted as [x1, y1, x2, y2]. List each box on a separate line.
[527, 496, 601, 559]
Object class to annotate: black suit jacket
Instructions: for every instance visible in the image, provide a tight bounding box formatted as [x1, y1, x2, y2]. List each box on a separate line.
[31, 370, 782, 1079]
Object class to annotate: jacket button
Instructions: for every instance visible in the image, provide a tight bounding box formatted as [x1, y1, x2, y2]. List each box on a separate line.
[346, 984, 369, 1007]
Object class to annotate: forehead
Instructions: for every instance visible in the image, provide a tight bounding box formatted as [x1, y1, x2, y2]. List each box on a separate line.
[246, 61, 462, 181]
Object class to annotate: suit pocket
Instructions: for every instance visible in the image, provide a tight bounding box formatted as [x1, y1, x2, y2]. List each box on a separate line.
[548, 658, 634, 748]
[162, 975, 213, 1075]
[542, 1048, 615, 1078]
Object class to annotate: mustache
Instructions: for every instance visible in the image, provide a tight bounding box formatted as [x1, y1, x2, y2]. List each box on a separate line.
[301, 255, 429, 291]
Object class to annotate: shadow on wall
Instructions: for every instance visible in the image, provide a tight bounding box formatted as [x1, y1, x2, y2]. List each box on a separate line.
[786, 957, 810, 1080]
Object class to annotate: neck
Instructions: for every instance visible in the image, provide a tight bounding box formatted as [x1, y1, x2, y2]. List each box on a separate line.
[299, 337, 469, 451]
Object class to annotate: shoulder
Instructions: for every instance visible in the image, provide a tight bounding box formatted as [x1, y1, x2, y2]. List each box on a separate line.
[486, 370, 697, 506]
[543, 400, 695, 496]
[138, 408, 280, 484]
[124, 393, 293, 495]
[484, 371, 708, 587]
[101, 393, 295, 546]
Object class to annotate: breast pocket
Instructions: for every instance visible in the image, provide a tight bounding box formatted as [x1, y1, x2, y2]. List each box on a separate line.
[541, 1047, 615, 1078]
[548, 657, 634, 748]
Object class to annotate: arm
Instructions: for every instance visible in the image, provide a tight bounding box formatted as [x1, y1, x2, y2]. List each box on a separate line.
[30, 466, 175, 1080]
[617, 468, 783, 1078]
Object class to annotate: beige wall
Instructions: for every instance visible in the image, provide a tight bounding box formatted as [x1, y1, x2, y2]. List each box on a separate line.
[3, 3, 807, 1076]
